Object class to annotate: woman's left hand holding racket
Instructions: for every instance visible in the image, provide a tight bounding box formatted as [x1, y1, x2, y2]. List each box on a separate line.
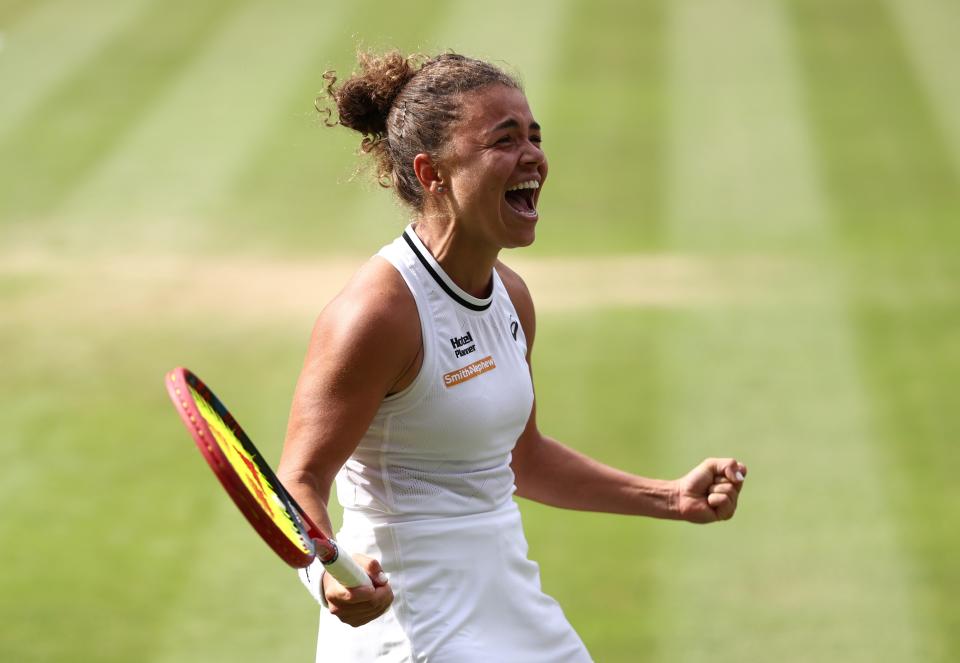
[320, 552, 394, 627]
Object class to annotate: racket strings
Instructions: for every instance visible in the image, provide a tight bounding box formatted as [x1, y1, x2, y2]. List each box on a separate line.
[187, 383, 313, 556]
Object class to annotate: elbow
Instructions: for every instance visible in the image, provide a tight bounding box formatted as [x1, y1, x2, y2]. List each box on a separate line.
[277, 466, 323, 496]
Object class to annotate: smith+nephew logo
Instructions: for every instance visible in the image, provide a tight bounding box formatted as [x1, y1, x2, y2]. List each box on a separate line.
[443, 356, 496, 388]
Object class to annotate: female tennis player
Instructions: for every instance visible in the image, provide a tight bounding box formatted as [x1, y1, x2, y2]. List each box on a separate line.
[277, 50, 747, 662]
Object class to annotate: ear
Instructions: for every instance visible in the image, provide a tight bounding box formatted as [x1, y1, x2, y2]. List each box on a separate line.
[413, 153, 444, 193]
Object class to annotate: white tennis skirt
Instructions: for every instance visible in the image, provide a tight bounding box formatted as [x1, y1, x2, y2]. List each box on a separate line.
[315, 500, 592, 662]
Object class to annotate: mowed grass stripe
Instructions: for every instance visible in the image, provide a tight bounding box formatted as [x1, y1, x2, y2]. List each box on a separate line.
[528, 311, 669, 663]
[0, 0, 245, 228]
[535, 0, 668, 255]
[0, 328, 258, 662]
[422, 0, 572, 105]
[215, 0, 447, 256]
[789, 0, 960, 252]
[664, 0, 825, 253]
[52, 0, 350, 254]
[886, 0, 960, 179]
[0, 0, 154, 143]
[0, 0, 39, 25]
[657, 1, 921, 661]
[792, 1, 960, 659]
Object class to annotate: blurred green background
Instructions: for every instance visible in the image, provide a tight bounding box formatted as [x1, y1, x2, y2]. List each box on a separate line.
[2, 0, 958, 661]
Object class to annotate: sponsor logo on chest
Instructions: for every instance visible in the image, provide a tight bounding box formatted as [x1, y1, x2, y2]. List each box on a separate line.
[449, 331, 476, 358]
[444, 330, 498, 387]
[443, 355, 496, 388]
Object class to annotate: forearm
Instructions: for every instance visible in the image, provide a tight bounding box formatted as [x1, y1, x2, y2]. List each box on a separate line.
[512, 435, 680, 520]
[277, 467, 337, 538]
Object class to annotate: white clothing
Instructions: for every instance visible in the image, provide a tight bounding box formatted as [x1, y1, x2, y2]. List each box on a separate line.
[318, 502, 591, 662]
[307, 225, 592, 662]
[336, 225, 533, 523]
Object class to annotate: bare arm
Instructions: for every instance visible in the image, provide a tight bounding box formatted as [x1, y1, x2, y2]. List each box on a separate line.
[277, 257, 421, 624]
[498, 262, 746, 524]
[511, 415, 681, 518]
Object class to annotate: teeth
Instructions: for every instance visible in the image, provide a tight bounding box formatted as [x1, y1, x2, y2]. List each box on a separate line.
[506, 180, 540, 192]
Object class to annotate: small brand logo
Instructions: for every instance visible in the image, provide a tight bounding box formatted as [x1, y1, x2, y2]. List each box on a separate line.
[449, 331, 477, 358]
[443, 355, 496, 388]
[510, 320, 519, 340]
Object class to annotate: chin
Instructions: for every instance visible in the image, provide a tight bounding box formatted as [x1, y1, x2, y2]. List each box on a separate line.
[503, 228, 536, 250]
[516, 228, 536, 248]
[499, 208, 539, 249]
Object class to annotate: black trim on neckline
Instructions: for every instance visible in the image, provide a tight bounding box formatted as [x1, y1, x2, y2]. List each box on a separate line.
[402, 231, 492, 312]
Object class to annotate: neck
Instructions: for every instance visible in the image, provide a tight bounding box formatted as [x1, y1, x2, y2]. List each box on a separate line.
[412, 217, 499, 298]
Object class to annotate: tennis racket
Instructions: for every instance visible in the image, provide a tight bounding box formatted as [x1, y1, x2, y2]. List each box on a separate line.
[164, 366, 371, 588]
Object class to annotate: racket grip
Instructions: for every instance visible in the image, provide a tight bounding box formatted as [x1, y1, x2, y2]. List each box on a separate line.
[323, 541, 374, 588]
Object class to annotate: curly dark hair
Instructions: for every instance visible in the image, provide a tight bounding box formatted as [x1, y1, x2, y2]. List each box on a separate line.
[319, 50, 521, 210]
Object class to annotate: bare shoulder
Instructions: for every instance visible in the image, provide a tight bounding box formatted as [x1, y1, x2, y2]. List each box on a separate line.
[311, 256, 420, 392]
[496, 259, 536, 348]
[325, 256, 417, 328]
[281, 257, 420, 488]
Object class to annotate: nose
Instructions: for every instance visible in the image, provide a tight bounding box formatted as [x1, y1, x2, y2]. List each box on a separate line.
[522, 139, 546, 167]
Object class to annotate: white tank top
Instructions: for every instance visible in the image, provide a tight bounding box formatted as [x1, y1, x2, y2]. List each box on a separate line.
[335, 224, 535, 524]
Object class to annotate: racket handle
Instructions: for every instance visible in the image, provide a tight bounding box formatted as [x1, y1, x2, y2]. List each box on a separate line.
[323, 540, 374, 588]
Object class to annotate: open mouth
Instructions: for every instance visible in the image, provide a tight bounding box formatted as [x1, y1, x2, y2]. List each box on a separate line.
[504, 180, 539, 217]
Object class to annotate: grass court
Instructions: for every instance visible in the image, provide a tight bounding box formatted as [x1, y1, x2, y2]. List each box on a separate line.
[1, 0, 958, 660]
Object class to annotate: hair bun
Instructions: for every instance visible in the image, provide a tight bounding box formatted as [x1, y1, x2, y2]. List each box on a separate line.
[324, 51, 418, 137]
[318, 49, 519, 210]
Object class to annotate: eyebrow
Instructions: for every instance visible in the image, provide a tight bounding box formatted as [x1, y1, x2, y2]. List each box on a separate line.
[490, 118, 541, 133]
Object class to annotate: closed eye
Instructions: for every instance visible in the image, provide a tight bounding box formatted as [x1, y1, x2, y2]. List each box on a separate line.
[494, 135, 541, 146]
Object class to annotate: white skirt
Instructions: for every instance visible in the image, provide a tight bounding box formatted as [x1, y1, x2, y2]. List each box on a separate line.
[315, 501, 592, 663]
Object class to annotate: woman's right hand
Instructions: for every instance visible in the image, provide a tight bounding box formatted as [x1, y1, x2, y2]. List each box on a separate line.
[322, 554, 394, 627]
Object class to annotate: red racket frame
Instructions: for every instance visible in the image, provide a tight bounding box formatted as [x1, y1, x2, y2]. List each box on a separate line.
[165, 367, 324, 568]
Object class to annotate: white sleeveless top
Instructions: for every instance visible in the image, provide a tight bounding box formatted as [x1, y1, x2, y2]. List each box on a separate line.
[335, 224, 535, 525]
[311, 225, 593, 662]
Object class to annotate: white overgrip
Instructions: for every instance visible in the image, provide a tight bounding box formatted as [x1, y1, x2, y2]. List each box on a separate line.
[323, 540, 373, 588]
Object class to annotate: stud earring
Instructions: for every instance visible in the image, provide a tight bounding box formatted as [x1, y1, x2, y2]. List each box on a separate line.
[436, 185, 445, 193]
